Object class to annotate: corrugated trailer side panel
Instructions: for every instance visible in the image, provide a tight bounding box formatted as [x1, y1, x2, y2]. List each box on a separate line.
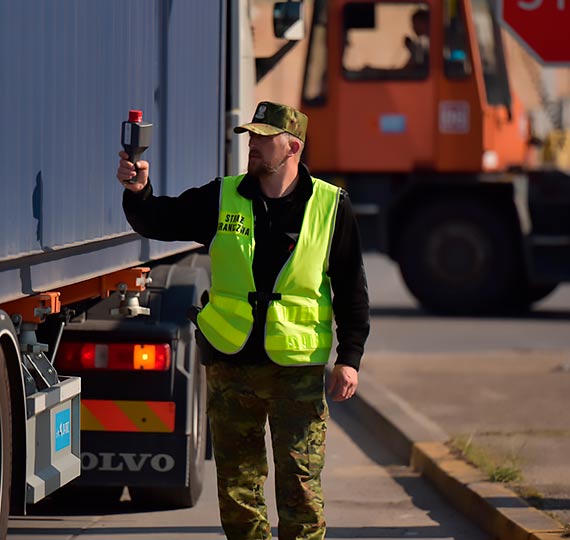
[0, 0, 224, 303]
[163, 0, 225, 193]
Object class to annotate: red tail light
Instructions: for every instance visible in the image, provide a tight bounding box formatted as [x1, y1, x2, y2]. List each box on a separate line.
[56, 342, 171, 371]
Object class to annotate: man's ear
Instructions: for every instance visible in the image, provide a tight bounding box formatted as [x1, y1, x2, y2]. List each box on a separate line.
[288, 138, 302, 157]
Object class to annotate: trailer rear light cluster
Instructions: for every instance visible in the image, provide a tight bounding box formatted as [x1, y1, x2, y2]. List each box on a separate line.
[56, 342, 171, 371]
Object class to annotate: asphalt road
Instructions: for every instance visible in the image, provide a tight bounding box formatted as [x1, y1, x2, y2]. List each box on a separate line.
[8, 400, 488, 540]
[9, 252, 569, 539]
[364, 253, 570, 354]
[362, 252, 570, 527]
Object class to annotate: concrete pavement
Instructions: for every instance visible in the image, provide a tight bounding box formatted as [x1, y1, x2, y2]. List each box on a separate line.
[350, 348, 570, 539]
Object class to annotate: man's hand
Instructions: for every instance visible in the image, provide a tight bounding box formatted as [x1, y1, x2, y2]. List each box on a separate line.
[117, 151, 149, 192]
[327, 364, 358, 402]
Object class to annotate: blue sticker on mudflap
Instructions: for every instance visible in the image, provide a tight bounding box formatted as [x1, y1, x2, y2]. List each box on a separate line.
[55, 409, 71, 452]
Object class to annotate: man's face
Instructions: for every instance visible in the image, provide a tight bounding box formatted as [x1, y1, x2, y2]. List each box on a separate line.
[247, 132, 291, 177]
[413, 17, 429, 37]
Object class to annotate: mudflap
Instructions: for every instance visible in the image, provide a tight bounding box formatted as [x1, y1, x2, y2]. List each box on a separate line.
[25, 375, 81, 504]
[75, 431, 190, 487]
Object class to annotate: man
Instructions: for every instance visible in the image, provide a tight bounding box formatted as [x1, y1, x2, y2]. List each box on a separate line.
[403, 8, 430, 72]
[117, 101, 369, 540]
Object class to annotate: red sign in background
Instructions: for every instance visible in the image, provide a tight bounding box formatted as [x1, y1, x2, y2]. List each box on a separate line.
[498, 0, 570, 65]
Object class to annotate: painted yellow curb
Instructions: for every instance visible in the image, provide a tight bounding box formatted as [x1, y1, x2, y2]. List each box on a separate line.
[411, 441, 565, 540]
[530, 533, 570, 540]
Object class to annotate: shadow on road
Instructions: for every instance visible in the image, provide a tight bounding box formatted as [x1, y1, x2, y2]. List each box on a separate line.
[27, 487, 145, 516]
[329, 400, 485, 539]
[528, 496, 570, 512]
[9, 523, 464, 538]
[8, 524, 224, 537]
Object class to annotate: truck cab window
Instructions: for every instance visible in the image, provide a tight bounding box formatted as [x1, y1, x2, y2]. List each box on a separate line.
[342, 2, 430, 81]
[303, 0, 328, 105]
[471, 0, 512, 109]
[443, 0, 472, 78]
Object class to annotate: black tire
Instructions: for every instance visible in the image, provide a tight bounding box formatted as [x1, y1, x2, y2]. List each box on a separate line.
[397, 199, 522, 315]
[129, 264, 209, 509]
[0, 348, 13, 539]
[167, 342, 208, 508]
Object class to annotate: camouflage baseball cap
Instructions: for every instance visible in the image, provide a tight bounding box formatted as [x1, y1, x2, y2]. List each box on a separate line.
[233, 101, 308, 143]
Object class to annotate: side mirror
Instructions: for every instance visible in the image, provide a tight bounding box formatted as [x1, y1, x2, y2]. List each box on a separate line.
[273, 1, 305, 41]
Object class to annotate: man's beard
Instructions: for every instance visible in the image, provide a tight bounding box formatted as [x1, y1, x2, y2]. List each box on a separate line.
[248, 154, 288, 177]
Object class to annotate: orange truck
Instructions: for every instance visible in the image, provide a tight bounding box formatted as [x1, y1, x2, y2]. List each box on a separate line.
[299, 0, 570, 313]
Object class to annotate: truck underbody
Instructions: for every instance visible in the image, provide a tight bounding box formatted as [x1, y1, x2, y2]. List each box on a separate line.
[322, 169, 570, 314]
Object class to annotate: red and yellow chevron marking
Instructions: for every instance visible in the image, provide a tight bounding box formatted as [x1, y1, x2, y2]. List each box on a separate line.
[81, 400, 175, 433]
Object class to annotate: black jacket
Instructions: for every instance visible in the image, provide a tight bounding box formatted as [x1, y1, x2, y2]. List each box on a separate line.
[123, 163, 370, 370]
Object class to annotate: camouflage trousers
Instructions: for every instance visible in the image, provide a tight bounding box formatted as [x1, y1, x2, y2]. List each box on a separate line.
[206, 361, 328, 540]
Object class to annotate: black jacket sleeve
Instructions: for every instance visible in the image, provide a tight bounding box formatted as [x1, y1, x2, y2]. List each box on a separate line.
[122, 179, 220, 246]
[328, 191, 370, 371]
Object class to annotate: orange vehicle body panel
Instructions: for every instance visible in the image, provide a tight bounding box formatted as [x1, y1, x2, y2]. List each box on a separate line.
[57, 267, 151, 306]
[0, 292, 62, 324]
[0, 268, 150, 323]
[303, 0, 528, 175]
[482, 93, 529, 170]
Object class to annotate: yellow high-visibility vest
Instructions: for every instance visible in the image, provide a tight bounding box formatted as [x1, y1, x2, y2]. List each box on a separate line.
[197, 174, 340, 366]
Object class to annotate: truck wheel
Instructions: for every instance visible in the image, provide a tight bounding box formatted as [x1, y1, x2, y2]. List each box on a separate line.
[183, 348, 208, 506]
[166, 343, 208, 508]
[129, 263, 209, 508]
[0, 348, 12, 538]
[397, 199, 521, 314]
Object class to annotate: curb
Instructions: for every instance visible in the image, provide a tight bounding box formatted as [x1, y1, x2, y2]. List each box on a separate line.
[351, 374, 566, 540]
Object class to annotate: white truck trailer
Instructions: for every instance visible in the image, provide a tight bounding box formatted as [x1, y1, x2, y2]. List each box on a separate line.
[0, 0, 302, 534]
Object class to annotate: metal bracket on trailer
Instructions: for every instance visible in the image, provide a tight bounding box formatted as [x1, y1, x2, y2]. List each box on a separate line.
[56, 267, 152, 305]
[55, 267, 152, 318]
[1, 292, 61, 326]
